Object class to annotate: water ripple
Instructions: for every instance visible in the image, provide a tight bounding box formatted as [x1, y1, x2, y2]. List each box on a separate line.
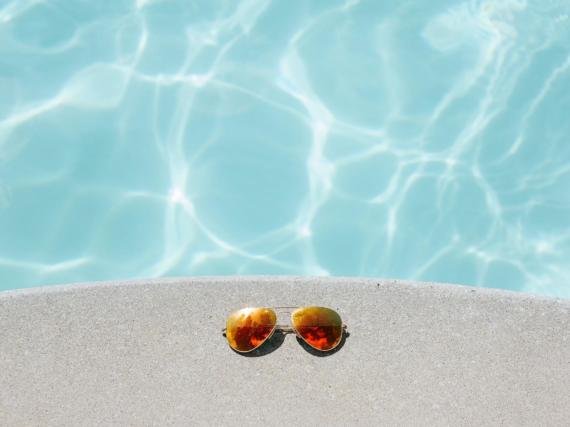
[1, 0, 570, 297]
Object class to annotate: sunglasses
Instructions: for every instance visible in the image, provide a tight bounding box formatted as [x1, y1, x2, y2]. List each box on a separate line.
[222, 306, 347, 353]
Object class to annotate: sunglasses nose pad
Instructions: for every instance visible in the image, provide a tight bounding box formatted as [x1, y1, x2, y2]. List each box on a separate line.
[225, 308, 277, 353]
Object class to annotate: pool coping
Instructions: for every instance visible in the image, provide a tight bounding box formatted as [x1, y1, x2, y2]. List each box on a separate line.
[1, 276, 569, 426]
[1, 275, 567, 302]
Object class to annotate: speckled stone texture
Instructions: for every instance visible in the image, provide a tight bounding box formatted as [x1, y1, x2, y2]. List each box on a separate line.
[1, 277, 569, 426]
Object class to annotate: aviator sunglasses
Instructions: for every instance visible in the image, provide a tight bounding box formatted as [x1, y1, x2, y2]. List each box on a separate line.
[223, 306, 347, 353]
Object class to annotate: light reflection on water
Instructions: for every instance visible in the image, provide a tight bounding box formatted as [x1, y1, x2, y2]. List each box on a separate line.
[1, 0, 570, 297]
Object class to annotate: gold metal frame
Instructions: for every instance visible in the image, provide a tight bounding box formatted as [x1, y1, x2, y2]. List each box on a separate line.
[222, 306, 348, 353]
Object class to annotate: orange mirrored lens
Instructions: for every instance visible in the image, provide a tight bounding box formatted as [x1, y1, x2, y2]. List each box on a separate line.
[291, 307, 343, 351]
[226, 308, 277, 352]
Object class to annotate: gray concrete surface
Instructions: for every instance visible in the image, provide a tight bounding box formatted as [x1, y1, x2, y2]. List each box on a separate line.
[1, 277, 569, 426]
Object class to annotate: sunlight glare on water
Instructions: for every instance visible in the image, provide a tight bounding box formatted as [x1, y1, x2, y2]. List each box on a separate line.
[1, 0, 570, 297]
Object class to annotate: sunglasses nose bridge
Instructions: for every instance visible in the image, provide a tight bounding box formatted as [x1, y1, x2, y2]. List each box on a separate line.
[271, 307, 297, 329]
[275, 324, 296, 334]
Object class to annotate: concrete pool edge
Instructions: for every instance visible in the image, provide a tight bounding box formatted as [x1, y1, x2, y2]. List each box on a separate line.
[1, 277, 569, 426]
[1, 275, 568, 303]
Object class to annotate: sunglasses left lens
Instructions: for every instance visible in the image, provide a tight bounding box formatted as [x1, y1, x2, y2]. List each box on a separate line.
[226, 308, 277, 352]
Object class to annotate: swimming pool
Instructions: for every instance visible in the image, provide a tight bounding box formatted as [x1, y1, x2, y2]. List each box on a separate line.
[1, 0, 569, 297]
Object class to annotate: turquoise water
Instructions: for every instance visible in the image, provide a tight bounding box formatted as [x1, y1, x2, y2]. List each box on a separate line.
[1, 1, 570, 297]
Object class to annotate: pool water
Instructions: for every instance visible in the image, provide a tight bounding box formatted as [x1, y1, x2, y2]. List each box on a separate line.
[1, 0, 570, 297]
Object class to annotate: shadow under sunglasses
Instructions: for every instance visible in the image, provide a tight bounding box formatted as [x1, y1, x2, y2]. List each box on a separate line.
[229, 329, 351, 358]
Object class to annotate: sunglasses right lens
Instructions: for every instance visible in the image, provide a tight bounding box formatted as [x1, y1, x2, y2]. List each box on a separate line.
[291, 306, 343, 351]
[225, 307, 277, 352]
